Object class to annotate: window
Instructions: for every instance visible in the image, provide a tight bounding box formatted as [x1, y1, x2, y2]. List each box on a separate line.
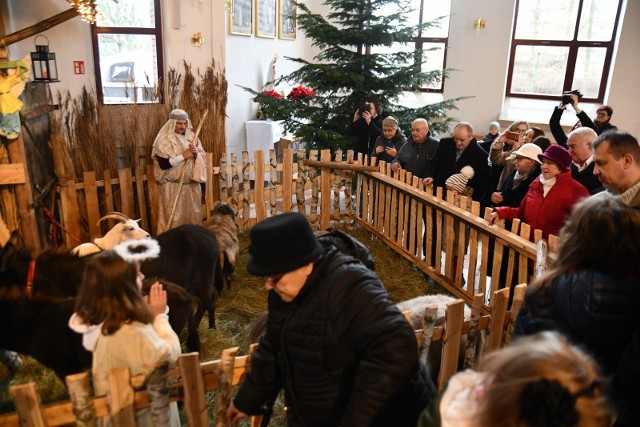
[371, 0, 451, 92]
[506, 0, 623, 103]
[91, 0, 163, 104]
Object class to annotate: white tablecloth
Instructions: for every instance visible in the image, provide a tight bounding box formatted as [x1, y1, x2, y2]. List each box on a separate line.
[246, 120, 283, 163]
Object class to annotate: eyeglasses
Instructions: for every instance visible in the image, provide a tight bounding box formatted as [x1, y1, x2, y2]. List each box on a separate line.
[263, 273, 285, 285]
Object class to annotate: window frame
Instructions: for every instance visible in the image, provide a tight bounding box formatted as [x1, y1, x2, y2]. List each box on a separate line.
[90, 0, 164, 104]
[505, 0, 623, 103]
[413, 0, 449, 93]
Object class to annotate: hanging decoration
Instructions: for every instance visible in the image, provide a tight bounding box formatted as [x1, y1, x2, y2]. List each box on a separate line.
[67, 0, 99, 24]
[0, 55, 31, 139]
[30, 35, 59, 83]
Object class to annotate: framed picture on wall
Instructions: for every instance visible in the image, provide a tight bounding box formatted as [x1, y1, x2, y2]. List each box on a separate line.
[257, 0, 277, 38]
[230, 0, 253, 36]
[279, 0, 297, 40]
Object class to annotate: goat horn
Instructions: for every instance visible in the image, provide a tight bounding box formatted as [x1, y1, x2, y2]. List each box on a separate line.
[97, 212, 131, 225]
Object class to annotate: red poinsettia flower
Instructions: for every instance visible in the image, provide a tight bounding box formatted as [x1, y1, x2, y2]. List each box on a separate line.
[287, 86, 314, 100]
[262, 89, 283, 99]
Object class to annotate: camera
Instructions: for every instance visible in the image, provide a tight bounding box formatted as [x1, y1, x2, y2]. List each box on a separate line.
[561, 89, 583, 105]
[359, 103, 371, 116]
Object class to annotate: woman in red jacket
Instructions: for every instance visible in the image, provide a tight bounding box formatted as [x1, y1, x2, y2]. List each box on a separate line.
[489, 144, 589, 239]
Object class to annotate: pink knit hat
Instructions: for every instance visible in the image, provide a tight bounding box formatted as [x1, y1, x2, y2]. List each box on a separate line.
[538, 145, 572, 171]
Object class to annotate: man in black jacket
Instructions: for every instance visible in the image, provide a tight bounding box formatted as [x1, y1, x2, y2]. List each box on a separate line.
[566, 127, 603, 194]
[227, 213, 434, 426]
[424, 122, 491, 205]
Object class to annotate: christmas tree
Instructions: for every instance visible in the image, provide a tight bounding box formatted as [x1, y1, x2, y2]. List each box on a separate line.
[250, 0, 461, 151]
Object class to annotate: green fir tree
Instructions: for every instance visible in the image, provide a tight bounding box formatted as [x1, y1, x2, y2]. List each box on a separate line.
[249, 0, 462, 151]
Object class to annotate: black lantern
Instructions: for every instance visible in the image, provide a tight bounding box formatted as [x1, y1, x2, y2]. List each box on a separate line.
[31, 35, 59, 83]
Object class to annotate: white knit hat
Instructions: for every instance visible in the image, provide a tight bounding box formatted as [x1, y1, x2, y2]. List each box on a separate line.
[507, 143, 543, 164]
[445, 166, 475, 194]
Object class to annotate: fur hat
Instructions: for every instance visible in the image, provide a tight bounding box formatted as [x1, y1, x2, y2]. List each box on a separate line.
[247, 212, 323, 276]
[382, 116, 399, 129]
[507, 143, 543, 164]
[538, 145, 572, 171]
[445, 166, 475, 194]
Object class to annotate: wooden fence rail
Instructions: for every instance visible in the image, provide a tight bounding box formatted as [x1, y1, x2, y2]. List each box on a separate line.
[0, 285, 525, 426]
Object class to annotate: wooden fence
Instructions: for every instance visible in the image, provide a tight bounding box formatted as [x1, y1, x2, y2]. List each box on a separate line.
[55, 148, 554, 307]
[0, 284, 525, 426]
[354, 158, 557, 311]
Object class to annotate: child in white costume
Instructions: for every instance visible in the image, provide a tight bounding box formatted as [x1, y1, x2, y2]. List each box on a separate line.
[69, 239, 181, 426]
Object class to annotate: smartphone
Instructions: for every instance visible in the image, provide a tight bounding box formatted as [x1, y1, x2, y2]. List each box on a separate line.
[505, 131, 520, 141]
[385, 141, 394, 149]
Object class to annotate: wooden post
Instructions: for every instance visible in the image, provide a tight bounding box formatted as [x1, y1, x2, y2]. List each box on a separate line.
[269, 149, 277, 217]
[282, 148, 293, 212]
[66, 372, 97, 426]
[147, 363, 172, 427]
[230, 152, 239, 210]
[485, 288, 510, 352]
[219, 152, 228, 206]
[309, 150, 319, 224]
[134, 165, 149, 231]
[4, 135, 38, 250]
[320, 149, 331, 229]
[254, 150, 266, 222]
[464, 293, 484, 369]
[419, 306, 438, 367]
[83, 171, 101, 241]
[215, 347, 239, 427]
[117, 168, 135, 219]
[242, 151, 250, 227]
[178, 352, 208, 427]
[437, 300, 465, 389]
[9, 382, 47, 427]
[296, 149, 307, 214]
[107, 367, 136, 427]
[205, 152, 215, 216]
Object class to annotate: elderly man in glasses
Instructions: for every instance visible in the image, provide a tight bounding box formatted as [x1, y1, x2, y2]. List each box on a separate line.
[227, 212, 434, 427]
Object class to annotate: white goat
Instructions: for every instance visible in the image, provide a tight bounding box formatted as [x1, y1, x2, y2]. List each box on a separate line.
[72, 212, 150, 256]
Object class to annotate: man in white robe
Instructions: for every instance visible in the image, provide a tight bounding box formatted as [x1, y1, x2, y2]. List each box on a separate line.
[151, 109, 207, 234]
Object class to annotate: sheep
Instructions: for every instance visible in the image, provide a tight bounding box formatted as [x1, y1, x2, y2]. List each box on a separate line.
[397, 294, 474, 383]
[204, 202, 239, 291]
[396, 294, 471, 330]
[72, 212, 150, 256]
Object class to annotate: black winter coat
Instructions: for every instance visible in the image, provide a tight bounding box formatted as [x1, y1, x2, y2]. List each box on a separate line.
[425, 137, 491, 204]
[494, 166, 540, 208]
[514, 270, 640, 426]
[233, 246, 434, 426]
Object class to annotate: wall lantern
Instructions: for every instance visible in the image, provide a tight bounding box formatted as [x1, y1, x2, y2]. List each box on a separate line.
[31, 35, 59, 83]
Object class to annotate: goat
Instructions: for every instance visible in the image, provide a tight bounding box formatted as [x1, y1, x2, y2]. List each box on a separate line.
[141, 224, 222, 329]
[0, 233, 201, 353]
[204, 202, 239, 291]
[73, 212, 150, 256]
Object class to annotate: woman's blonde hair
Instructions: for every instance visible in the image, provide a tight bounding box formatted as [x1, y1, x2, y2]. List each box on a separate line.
[479, 331, 613, 427]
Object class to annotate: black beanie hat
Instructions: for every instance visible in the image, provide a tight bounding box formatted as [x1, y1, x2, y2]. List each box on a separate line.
[247, 212, 323, 276]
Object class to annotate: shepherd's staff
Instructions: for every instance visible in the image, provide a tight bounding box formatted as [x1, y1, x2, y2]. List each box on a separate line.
[166, 109, 209, 229]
